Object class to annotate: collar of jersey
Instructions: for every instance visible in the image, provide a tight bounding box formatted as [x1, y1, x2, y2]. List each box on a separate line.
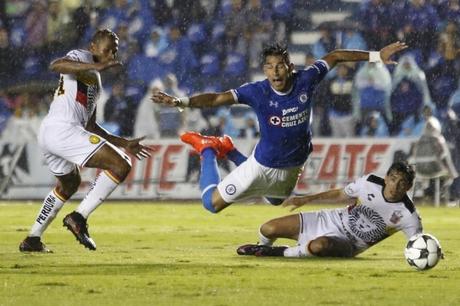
[270, 83, 294, 96]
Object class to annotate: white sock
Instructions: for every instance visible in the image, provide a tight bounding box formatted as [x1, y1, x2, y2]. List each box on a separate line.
[258, 227, 275, 246]
[283, 243, 312, 258]
[76, 171, 119, 219]
[29, 189, 66, 237]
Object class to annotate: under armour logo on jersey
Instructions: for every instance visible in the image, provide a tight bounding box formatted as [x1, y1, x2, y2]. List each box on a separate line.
[367, 193, 375, 201]
[269, 116, 281, 126]
[269, 100, 278, 108]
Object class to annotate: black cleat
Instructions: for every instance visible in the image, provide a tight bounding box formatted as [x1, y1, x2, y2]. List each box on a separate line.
[19, 236, 53, 253]
[254, 245, 287, 257]
[237, 244, 262, 256]
[63, 211, 96, 250]
[237, 244, 287, 257]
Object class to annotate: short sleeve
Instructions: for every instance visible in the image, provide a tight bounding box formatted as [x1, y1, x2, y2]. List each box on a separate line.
[401, 213, 423, 239]
[303, 60, 329, 86]
[232, 81, 261, 108]
[65, 49, 90, 63]
[343, 175, 367, 197]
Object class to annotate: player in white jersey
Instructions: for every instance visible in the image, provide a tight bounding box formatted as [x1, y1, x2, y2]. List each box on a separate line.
[237, 161, 423, 258]
[19, 29, 151, 252]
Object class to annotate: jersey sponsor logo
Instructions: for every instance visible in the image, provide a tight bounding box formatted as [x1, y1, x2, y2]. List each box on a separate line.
[89, 135, 101, 144]
[279, 109, 309, 128]
[299, 93, 308, 103]
[269, 100, 279, 108]
[348, 205, 388, 245]
[282, 107, 298, 116]
[225, 184, 236, 195]
[367, 193, 375, 201]
[269, 116, 281, 126]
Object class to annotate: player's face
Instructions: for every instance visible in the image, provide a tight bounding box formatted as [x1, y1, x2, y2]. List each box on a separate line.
[383, 171, 412, 202]
[263, 55, 294, 92]
[90, 37, 118, 64]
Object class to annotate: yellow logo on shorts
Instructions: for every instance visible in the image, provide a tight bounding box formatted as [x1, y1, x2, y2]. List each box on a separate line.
[89, 135, 101, 144]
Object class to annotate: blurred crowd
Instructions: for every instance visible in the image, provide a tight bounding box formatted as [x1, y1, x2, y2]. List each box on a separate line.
[0, 0, 459, 142]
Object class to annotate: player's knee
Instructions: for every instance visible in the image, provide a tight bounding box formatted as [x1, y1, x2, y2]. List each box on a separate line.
[57, 177, 80, 198]
[110, 159, 131, 182]
[309, 237, 331, 256]
[260, 222, 277, 238]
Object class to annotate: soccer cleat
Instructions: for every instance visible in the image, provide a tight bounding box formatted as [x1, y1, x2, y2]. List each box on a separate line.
[254, 245, 287, 257]
[236, 244, 264, 256]
[216, 135, 235, 159]
[63, 211, 97, 251]
[180, 131, 221, 155]
[19, 236, 52, 253]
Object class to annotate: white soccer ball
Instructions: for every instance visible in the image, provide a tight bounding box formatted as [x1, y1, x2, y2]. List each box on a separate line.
[404, 233, 443, 271]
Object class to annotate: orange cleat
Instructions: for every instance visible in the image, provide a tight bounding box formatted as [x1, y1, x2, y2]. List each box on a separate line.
[180, 131, 221, 155]
[216, 135, 235, 159]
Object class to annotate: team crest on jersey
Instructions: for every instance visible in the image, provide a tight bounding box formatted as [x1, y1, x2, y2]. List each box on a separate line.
[299, 93, 308, 104]
[89, 135, 101, 144]
[225, 184, 236, 195]
[269, 116, 281, 126]
[390, 210, 403, 224]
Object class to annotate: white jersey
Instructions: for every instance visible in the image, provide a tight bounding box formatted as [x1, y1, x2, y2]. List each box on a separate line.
[44, 49, 101, 127]
[325, 174, 422, 253]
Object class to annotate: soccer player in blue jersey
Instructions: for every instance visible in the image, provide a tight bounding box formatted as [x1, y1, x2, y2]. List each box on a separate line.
[151, 42, 407, 214]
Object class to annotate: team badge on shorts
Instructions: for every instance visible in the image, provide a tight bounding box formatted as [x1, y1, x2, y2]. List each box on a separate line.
[89, 135, 101, 144]
[225, 184, 236, 195]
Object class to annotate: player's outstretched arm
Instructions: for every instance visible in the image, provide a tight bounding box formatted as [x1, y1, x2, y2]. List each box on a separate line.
[151, 91, 236, 109]
[322, 41, 408, 69]
[282, 188, 353, 211]
[50, 57, 122, 74]
[86, 114, 152, 160]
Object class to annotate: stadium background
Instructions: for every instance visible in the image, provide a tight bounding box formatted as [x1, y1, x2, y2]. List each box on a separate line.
[0, 0, 459, 201]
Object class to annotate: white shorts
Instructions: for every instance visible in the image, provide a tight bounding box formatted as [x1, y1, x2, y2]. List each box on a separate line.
[297, 210, 348, 247]
[38, 121, 107, 176]
[217, 153, 304, 203]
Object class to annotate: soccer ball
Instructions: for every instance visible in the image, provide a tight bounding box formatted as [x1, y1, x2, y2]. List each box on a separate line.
[404, 233, 443, 271]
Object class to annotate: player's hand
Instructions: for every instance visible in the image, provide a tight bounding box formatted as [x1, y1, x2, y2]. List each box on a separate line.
[379, 41, 408, 65]
[95, 60, 122, 71]
[125, 136, 152, 160]
[151, 91, 179, 108]
[282, 196, 310, 212]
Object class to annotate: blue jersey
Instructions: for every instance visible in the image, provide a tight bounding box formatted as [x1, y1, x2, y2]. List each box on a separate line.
[232, 60, 329, 168]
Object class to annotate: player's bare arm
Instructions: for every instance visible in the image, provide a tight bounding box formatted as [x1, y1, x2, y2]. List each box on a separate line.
[282, 188, 354, 211]
[50, 57, 122, 74]
[151, 91, 236, 109]
[322, 41, 408, 69]
[86, 113, 151, 160]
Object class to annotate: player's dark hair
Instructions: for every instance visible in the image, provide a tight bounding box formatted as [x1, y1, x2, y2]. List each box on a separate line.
[91, 29, 119, 43]
[387, 161, 416, 184]
[261, 43, 290, 65]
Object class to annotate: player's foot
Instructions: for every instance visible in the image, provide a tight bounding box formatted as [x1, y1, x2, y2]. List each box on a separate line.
[216, 135, 235, 159]
[237, 244, 287, 257]
[180, 131, 221, 155]
[254, 245, 287, 257]
[63, 211, 96, 251]
[19, 236, 52, 253]
[237, 244, 264, 256]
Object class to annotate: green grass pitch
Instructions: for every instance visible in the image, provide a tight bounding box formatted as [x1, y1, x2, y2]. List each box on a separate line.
[1, 202, 459, 306]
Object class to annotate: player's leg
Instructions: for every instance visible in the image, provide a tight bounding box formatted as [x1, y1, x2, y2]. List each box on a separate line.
[308, 236, 354, 258]
[19, 168, 80, 253]
[63, 143, 131, 250]
[237, 214, 300, 256]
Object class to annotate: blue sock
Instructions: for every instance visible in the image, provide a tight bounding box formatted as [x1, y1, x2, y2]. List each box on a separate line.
[227, 149, 247, 166]
[199, 148, 220, 213]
